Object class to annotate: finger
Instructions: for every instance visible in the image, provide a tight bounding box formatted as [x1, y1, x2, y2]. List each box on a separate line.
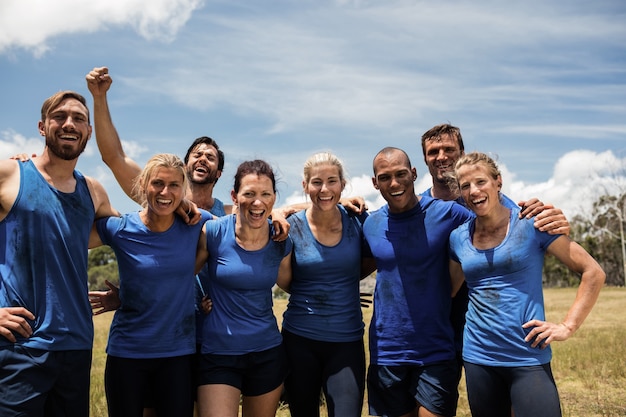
[105, 280, 120, 293]
[92, 308, 106, 316]
[0, 328, 17, 343]
[8, 306, 35, 321]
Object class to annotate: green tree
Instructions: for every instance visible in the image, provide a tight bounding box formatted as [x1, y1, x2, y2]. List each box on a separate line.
[584, 193, 626, 286]
[87, 246, 119, 290]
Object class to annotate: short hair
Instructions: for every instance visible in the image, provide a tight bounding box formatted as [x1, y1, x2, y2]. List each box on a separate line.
[302, 152, 346, 185]
[420, 124, 464, 157]
[183, 136, 225, 171]
[133, 153, 189, 207]
[233, 160, 276, 193]
[373, 146, 412, 175]
[40, 91, 90, 123]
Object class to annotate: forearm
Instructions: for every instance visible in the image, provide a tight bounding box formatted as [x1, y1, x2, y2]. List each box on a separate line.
[561, 268, 605, 332]
[92, 94, 141, 201]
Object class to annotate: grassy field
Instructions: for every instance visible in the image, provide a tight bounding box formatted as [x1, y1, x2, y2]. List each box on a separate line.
[89, 287, 626, 416]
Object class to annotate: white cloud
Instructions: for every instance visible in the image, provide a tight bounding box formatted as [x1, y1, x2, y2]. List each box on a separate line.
[0, 130, 44, 158]
[507, 150, 626, 219]
[0, 0, 203, 55]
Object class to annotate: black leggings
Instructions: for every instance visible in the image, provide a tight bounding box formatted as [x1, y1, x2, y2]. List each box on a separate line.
[105, 354, 194, 417]
[282, 329, 365, 417]
[464, 361, 562, 417]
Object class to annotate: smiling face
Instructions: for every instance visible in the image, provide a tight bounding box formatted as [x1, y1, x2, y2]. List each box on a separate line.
[456, 162, 502, 217]
[304, 163, 345, 212]
[186, 143, 221, 185]
[144, 167, 186, 217]
[423, 133, 463, 185]
[232, 173, 276, 229]
[372, 149, 418, 213]
[39, 98, 92, 161]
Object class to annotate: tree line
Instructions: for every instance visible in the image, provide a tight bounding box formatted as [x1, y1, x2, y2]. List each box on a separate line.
[88, 192, 626, 290]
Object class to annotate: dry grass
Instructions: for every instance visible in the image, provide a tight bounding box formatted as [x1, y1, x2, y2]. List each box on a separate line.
[89, 287, 626, 416]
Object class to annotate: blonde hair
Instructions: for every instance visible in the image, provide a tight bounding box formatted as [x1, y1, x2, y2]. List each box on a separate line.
[454, 152, 501, 180]
[303, 152, 347, 186]
[132, 153, 189, 207]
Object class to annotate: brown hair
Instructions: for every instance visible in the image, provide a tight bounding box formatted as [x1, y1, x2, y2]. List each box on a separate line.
[40, 91, 90, 123]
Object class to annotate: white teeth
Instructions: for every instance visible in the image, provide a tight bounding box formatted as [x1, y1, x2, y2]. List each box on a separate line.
[319, 196, 333, 201]
[250, 210, 264, 215]
[391, 191, 404, 196]
[156, 199, 172, 204]
[472, 198, 486, 204]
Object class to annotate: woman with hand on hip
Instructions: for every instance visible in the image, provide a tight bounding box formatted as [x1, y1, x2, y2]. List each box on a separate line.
[448, 152, 605, 417]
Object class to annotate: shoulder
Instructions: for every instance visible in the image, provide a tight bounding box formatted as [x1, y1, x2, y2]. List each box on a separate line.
[0, 158, 19, 178]
[85, 175, 119, 219]
[0, 159, 20, 220]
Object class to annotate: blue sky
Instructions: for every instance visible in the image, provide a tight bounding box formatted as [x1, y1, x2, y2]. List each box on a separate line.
[1, 0, 625, 218]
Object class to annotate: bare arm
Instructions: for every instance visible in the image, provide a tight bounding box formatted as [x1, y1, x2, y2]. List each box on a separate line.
[194, 224, 210, 275]
[86, 66, 142, 203]
[523, 236, 605, 348]
[85, 176, 119, 220]
[449, 259, 466, 297]
[275, 251, 293, 293]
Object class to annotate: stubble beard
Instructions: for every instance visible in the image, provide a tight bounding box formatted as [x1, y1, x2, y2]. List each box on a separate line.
[46, 135, 87, 161]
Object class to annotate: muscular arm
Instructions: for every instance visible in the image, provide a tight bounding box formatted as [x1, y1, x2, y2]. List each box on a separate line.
[523, 236, 605, 348]
[0, 159, 20, 222]
[86, 67, 142, 203]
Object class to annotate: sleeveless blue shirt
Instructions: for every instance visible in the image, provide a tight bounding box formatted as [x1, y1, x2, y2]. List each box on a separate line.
[0, 160, 95, 350]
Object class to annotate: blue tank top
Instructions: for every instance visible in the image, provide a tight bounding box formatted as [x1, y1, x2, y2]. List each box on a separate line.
[0, 160, 95, 350]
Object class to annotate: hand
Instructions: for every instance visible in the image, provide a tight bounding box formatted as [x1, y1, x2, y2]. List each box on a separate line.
[270, 212, 291, 242]
[177, 199, 202, 225]
[517, 198, 544, 219]
[200, 296, 213, 314]
[532, 205, 570, 236]
[340, 196, 368, 214]
[85, 66, 113, 97]
[0, 307, 35, 342]
[360, 292, 373, 308]
[10, 153, 36, 162]
[88, 280, 121, 315]
[522, 319, 573, 349]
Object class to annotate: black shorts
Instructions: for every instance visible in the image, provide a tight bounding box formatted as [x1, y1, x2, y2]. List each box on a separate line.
[197, 344, 288, 396]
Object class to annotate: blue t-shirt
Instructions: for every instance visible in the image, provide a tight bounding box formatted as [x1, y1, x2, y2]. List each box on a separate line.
[97, 210, 212, 358]
[449, 209, 560, 366]
[282, 206, 367, 342]
[201, 215, 293, 355]
[0, 160, 95, 350]
[363, 196, 472, 365]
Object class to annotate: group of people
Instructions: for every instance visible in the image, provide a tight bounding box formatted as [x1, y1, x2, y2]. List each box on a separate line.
[0, 65, 605, 417]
